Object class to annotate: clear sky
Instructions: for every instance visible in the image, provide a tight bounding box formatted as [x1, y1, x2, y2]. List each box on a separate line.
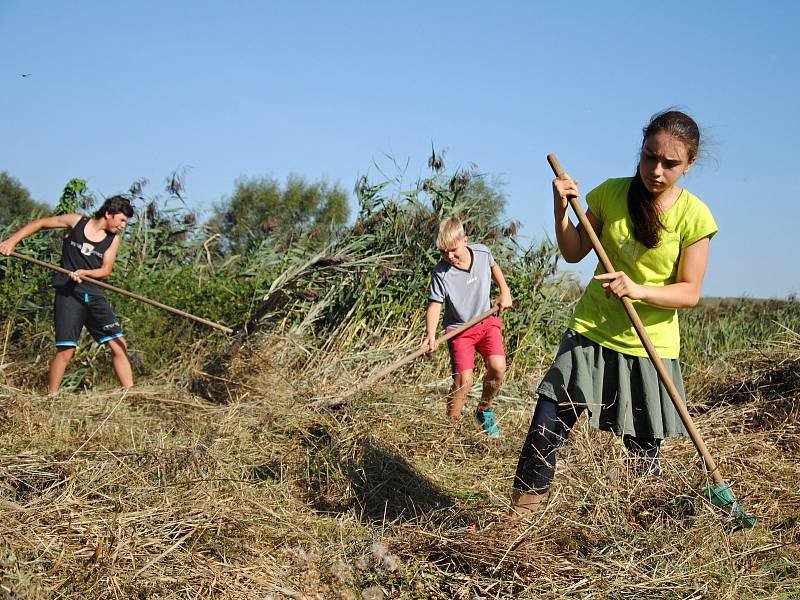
[2, 1, 798, 298]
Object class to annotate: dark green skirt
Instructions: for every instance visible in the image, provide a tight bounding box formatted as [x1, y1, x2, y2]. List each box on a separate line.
[537, 329, 688, 439]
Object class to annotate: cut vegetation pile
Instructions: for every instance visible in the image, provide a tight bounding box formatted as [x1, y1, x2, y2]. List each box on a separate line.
[1, 323, 798, 599]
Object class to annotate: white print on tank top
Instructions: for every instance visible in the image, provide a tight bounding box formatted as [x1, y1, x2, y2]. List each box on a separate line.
[69, 240, 103, 259]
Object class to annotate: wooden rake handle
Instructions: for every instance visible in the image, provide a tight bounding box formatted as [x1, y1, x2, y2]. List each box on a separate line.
[547, 154, 724, 486]
[8, 251, 234, 334]
[325, 305, 500, 407]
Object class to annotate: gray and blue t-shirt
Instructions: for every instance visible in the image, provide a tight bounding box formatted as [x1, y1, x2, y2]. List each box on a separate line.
[428, 243, 495, 328]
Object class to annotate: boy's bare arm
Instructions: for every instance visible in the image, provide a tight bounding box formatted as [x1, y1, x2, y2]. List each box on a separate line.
[491, 263, 513, 311]
[423, 301, 442, 352]
[0, 213, 82, 255]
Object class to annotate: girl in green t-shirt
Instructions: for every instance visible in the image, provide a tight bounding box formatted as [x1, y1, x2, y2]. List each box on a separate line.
[511, 110, 718, 516]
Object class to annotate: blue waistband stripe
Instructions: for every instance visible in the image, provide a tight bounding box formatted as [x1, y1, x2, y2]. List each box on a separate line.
[55, 340, 78, 347]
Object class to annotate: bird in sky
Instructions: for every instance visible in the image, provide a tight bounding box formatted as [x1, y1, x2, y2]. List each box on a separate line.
[18, 73, 32, 78]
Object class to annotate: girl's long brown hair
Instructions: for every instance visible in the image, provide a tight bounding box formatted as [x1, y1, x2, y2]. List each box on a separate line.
[628, 110, 700, 248]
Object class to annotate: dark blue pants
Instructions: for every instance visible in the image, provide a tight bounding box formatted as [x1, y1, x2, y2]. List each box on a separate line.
[513, 396, 662, 493]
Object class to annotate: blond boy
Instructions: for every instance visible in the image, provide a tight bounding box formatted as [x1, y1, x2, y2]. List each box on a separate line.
[423, 217, 512, 436]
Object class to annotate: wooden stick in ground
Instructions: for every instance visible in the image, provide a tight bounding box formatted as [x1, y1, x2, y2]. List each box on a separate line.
[546, 154, 725, 487]
[322, 306, 500, 408]
[8, 251, 234, 335]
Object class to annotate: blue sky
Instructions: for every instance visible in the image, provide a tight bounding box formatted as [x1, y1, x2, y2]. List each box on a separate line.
[1, 1, 798, 298]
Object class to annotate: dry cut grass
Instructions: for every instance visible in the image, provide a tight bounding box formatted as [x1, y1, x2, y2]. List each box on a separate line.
[0, 331, 798, 599]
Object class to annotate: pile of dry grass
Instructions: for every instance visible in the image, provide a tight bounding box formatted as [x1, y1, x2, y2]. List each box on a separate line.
[1, 331, 798, 598]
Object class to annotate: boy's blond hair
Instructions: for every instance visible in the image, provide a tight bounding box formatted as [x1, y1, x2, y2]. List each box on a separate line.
[436, 216, 466, 250]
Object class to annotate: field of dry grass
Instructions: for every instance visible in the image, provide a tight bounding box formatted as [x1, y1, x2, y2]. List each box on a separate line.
[1, 325, 798, 599]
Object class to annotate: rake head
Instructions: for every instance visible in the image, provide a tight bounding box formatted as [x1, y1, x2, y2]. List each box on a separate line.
[703, 482, 756, 531]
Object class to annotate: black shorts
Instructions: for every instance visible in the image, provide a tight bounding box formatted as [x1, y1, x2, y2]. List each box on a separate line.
[54, 288, 124, 347]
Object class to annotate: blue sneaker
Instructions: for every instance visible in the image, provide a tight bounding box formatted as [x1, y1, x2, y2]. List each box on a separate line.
[476, 407, 501, 438]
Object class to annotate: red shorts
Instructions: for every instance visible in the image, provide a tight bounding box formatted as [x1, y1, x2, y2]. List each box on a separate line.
[446, 315, 505, 375]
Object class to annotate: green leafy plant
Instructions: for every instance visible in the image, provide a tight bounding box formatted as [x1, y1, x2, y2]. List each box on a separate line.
[55, 178, 94, 215]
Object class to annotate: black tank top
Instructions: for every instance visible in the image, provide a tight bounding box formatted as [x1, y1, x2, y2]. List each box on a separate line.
[53, 216, 116, 295]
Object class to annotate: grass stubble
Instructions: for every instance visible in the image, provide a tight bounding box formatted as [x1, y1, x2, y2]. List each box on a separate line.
[0, 328, 798, 599]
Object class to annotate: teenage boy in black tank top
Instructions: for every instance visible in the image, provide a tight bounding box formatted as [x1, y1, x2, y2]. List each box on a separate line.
[0, 196, 135, 393]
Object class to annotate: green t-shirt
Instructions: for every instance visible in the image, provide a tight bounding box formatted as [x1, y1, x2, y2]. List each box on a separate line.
[569, 177, 718, 359]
